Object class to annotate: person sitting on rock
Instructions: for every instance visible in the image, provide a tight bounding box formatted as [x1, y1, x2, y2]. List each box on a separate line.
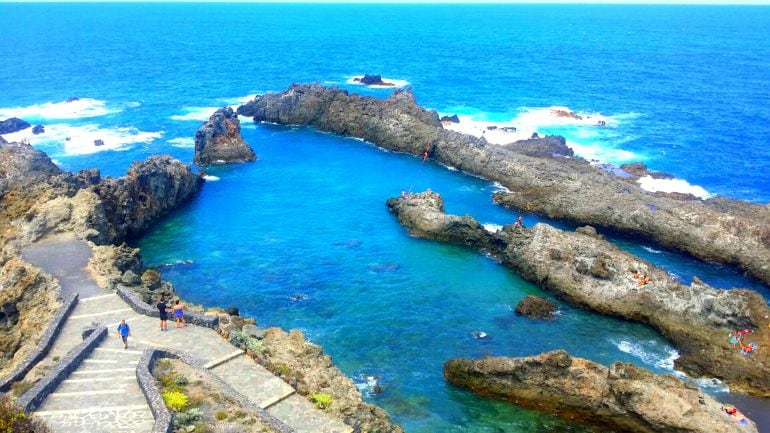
[729, 331, 742, 348]
[638, 275, 650, 286]
[513, 216, 523, 228]
[631, 270, 639, 279]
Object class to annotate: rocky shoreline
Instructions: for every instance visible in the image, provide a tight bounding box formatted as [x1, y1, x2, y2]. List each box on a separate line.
[237, 84, 770, 287]
[0, 138, 402, 432]
[386, 191, 770, 397]
[445, 350, 758, 433]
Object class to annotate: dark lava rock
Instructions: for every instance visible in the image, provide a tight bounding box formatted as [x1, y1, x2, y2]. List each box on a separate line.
[0, 140, 62, 197]
[440, 114, 460, 123]
[226, 306, 240, 317]
[65, 97, 80, 103]
[620, 162, 674, 179]
[353, 74, 394, 86]
[94, 139, 105, 147]
[194, 107, 257, 165]
[505, 135, 574, 158]
[514, 295, 556, 319]
[32, 124, 45, 135]
[0, 117, 31, 134]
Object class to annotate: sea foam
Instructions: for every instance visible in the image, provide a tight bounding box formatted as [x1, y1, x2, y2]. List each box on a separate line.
[637, 175, 713, 200]
[0, 98, 125, 120]
[612, 338, 679, 371]
[4, 123, 162, 155]
[168, 137, 195, 148]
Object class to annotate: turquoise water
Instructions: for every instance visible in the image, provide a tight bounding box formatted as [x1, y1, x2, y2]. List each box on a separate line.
[2, 3, 770, 431]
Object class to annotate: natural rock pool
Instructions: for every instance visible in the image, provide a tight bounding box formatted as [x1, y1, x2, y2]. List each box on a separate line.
[138, 123, 766, 433]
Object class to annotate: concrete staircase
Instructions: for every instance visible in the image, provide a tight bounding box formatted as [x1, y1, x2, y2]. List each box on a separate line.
[20, 235, 352, 433]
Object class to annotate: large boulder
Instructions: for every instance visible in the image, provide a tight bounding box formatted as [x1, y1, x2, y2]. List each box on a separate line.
[445, 350, 758, 433]
[194, 107, 256, 165]
[514, 295, 556, 319]
[353, 74, 394, 86]
[0, 141, 62, 198]
[0, 118, 31, 135]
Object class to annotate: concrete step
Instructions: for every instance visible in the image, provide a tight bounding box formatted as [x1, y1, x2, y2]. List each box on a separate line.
[267, 394, 353, 433]
[34, 404, 155, 433]
[209, 352, 295, 409]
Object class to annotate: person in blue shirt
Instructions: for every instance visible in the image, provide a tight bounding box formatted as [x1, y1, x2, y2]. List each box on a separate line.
[116, 319, 131, 349]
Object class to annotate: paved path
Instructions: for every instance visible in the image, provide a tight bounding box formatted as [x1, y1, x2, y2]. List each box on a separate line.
[21, 234, 351, 433]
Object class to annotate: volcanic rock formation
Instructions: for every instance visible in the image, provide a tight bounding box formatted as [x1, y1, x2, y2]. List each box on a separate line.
[0, 118, 31, 135]
[514, 295, 556, 319]
[194, 107, 257, 165]
[238, 84, 770, 286]
[444, 350, 758, 433]
[387, 191, 770, 396]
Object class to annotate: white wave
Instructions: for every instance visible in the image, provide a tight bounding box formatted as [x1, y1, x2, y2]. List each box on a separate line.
[0, 98, 123, 120]
[570, 140, 640, 164]
[354, 375, 380, 398]
[672, 373, 730, 393]
[488, 182, 510, 193]
[637, 175, 712, 200]
[168, 137, 195, 148]
[170, 106, 219, 122]
[202, 175, 220, 181]
[4, 123, 162, 155]
[483, 223, 503, 233]
[641, 246, 662, 254]
[346, 75, 410, 88]
[612, 339, 679, 371]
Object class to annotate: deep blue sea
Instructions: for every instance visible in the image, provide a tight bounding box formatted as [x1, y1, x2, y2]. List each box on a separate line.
[2, 3, 770, 432]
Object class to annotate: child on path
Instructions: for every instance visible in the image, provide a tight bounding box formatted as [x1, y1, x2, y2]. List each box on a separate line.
[116, 319, 131, 349]
[173, 300, 187, 328]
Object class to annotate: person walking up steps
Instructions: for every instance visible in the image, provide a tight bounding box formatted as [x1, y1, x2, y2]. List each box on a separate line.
[116, 319, 131, 349]
[157, 298, 169, 331]
[173, 299, 187, 328]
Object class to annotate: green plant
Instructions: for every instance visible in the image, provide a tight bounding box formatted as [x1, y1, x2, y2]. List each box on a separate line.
[245, 338, 267, 355]
[173, 374, 189, 386]
[51, 356, 60, 362]
[11, 381, 34, 397]
[0, 395, 52, 433]
[310, 392, 333, 410]
[174, 407, 202, 427]
[162, 390, 188, 411]
[215, 411, 228, 421]
[272, 363, 292, 377]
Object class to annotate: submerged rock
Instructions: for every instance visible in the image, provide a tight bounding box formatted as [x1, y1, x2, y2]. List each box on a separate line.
[388, 191, 770, 397]
[31, 125, 45, 135]
[0, 117, 31, 135]
[444, 350, 758, 433]
[194, 107, 257, 165]
[440, 114, 460, 123]
[514, 295, 556, 319]
[238, 84, 770, 287]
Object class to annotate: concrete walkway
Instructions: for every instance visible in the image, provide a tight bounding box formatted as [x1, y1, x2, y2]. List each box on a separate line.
[21, 234, 351, 433]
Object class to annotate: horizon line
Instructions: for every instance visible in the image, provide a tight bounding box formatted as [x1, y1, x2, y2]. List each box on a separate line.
[2, 0, 770, 4]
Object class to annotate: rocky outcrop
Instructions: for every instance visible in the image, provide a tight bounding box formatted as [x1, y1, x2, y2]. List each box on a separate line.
[238, 84, 770, 286]
[620, 162, 674, 180]
[0, 141, 62, 199]
[503, 134, 574, 158]
[444, 350, 758, 433]
[194, 107, 257, 165]
[0, 118, 31, 135]
[256, 328, 404, 433]
[0, 259, 61, 376]
[387, 191, 770, 396]
[514, 295, 556, 319]
[353, 74, 394, 86]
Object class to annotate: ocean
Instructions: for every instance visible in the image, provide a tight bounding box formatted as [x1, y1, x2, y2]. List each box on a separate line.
[2, 3, 769, 432]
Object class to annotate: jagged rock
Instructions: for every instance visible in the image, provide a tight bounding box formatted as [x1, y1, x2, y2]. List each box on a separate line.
[514, 295, 556, 319]
[388, 191, 770, 397]
[65, 97, 79, 103]
[444, 350, 758, 433]
[550, 108, 583, 119]
[353, 74, 393, 86]
[0, 140, 62, 198]
[94, 139, 105, 147]
[504, 134, 574, 158]
[575, 225, 602, 239]
[261, 328, 403, 433]
[620, 162, 674, 179]
[440, 114, 460, 123]
[194, 107, 256, 165]
[31, 125, 45, 135]
[120, 270, 141, 286]
[0, 259, 60, 375]
[238, 84, 770, 287]
[241, 324, 265, 339]
[0, 118, 31, 134]
[140, 269, 161, 290]
[226, 306, 239, 317]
